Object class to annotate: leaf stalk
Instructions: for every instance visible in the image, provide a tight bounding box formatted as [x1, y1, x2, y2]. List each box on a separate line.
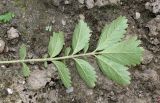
[0, 52, 98, 64]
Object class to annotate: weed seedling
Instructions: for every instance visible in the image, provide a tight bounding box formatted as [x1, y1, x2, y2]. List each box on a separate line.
[0, 12, 15, 23]
[0, 16, 143, 88]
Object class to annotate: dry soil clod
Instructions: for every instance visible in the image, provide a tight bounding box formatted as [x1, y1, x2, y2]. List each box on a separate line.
[7, 27, 19, 40]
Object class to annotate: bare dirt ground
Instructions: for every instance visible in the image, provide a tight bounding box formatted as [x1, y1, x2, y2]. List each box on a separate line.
[0, 0, 160, 103]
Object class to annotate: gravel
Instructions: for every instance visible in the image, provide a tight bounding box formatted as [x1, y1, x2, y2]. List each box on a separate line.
[145, 0, 160, 14]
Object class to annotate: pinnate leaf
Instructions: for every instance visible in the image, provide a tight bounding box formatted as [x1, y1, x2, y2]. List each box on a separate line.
[101, 37, 143, 66]
[22, 63, 30, 77]
[96, 16, 128, 51]
[72, 20, 91, 54]
[19, 44, 26, 60]
[53, 61, 72, 88]
[96, 55, 131, 85]
[48, 32, 64, 57]
[74, 58, 97, 88]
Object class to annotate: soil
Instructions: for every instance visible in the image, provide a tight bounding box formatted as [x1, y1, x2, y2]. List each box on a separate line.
[0, 0, 160, 103]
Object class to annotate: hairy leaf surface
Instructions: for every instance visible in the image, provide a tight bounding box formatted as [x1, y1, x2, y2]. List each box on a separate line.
[96, 55, 131, 85]
[101, 37, 143, 66]
[53, 61, 72, 88]
[72, 20, 91, 54]
[22, 63, 30, 77]
[19, 44, 26, 60]
[74, 58, 97, 88]
[96, 16, 128, 51]
[48, 32, 64, 57]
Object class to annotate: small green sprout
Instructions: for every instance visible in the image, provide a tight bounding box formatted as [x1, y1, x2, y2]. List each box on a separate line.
[0, 12, 15, 23]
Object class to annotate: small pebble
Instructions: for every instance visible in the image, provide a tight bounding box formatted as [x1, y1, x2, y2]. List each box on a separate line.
[79, 14, 85, 20]
[85, 0, 94, 9]
[66, 87, 74, 93]
[64, 0, 70, 4]
[135, 12, 141, 19]
[78, 0, 84, 4]
[143, 69, 159, 82]
[0, 39, 5, 53]
[142, 49, 153, 64]
[62, 19, 66, 26]
[7, 27, 19, 40]
[27, 70, 49, 90]
[52, 17, 56, 24]
[6, 88, 13, 94]
[1, 65, 6, 68]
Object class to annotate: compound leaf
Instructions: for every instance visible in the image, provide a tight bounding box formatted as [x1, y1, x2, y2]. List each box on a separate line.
[72, 20, 91, 54]
[96, 16, 128, 51]
[96, 55, 131, 85]
[74, 58, 97, 88]
[53, 61, 72, 88]
[48, 32, 64, 57]
[0, 12, 15, 23]
[19, 44, 27, 60]
[22, 63, 30, 77]
[101, 37, 143, 66]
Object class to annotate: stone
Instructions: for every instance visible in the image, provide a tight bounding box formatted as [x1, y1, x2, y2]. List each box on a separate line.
[61, 19, 66, 26]
[95, 0, 119, 7]
[0, 39, 5, 53]
[66, 87, 74, 93]
[52, 0, 61, 6]
[27, 64, 56, 90]
[85, 0, 94, 9]
[79, 14, 85, 20]
[109, 0, 120, 4]
[135, 12, 141, 19]
[7, 27, 19, 40]
[143, 69, 159, 82]
[145, 0, 160, 14]
[78, 0, 84, 4]
[142, 49, 153, 64]
[27, 70, 49, 90]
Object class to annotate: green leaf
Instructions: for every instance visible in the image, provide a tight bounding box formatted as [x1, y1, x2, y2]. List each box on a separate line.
[0, 12, 15, 23]
[72, 20, 91, 54]
[96, 16, 128, 51]
[19, 44, 27, 60]
[74, 58, 97, 88]
[101, 37, 143, 66]
[53, 61, 72, 88]
[96, 55, 131, 85]
[48, 32, 64, 57]
[22, 63, 30, 77]
[64, 47, 71, 56]
[83, 43, 89, 53]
